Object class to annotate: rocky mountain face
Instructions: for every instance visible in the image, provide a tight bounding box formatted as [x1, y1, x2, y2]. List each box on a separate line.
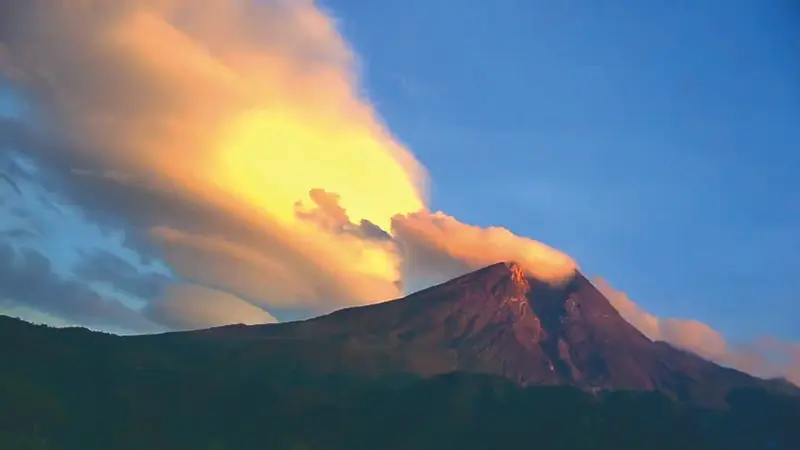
[197, 262, 796, 407]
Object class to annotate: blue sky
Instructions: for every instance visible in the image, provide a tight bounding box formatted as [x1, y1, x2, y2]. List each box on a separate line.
[326, 0, 800, 341]
[0, 0, 797, 349]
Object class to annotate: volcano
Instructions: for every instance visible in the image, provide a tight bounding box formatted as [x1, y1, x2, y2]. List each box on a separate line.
[195, 262, 796, 407]
[3, 262, 800, 448]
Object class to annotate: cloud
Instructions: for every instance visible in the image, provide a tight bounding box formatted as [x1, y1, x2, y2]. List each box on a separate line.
[296, 188, 394, 241]
[148, 225, 359, 310]
[0, 243, 160, 333]
[0, 0, 428, 223]
[144, 284, 277, 330]
[73, 250, 173, 300]
[0, 0, 424, 313]
[392, 210, 578, 285]
[593, 277, 800, 385]
[0, 0, 581, 328]
[1, 172, 21, 196]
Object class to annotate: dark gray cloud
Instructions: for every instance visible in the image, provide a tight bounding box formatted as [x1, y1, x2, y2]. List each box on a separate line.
[0, 172, 20, 195]
[0, 243, 161, 332]
[0, 139, 287, 331]
[295, 188, 394, 242]
[0, 228, 39, 239]
[0, 145, 173, 332]
[73, 250, 172, 300]
[358, 219, 393, 241]
[0, 125, 170, 267]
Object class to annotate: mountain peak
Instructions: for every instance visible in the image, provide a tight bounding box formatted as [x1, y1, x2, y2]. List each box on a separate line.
[503, 261, 528, 286]
[503, 262, 531, 305]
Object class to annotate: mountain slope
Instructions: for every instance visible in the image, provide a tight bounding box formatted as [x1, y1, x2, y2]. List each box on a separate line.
[193, 262, 796, 407]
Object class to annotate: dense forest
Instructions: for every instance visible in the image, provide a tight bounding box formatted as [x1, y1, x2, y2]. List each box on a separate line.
[2, 317, 799, 450]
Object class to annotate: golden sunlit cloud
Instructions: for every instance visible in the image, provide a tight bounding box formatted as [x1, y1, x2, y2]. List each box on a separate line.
[145, 284, 278, 331]
[213, 109, 425, 231]
[594, 277, 733, 362]
[393, 211, 578, 284]
[593, 278, 800, 385]
[0, 0, 575, 318]
[0, 0, 426, 313]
